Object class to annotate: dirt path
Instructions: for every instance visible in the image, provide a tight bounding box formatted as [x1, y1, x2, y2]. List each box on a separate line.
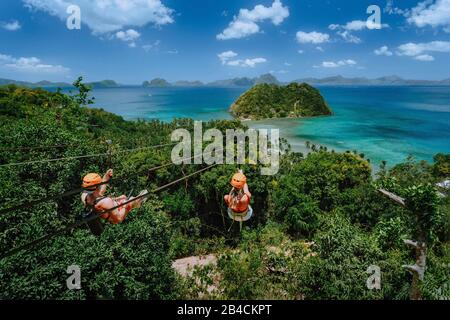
[172, 254, 217, 277]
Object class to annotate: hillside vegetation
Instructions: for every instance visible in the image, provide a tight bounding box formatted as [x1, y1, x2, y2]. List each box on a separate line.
[0, 79, 449, 300]
[229, 82, 332, 120]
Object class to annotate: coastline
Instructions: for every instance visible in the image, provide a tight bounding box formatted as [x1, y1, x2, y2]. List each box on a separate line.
[245, 117, 382, 174]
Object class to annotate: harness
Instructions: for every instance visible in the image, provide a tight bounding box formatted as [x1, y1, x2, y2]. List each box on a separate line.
[81, 193, 108, 236]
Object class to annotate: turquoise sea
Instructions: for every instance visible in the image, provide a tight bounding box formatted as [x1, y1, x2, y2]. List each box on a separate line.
[82, 85, 449, 167]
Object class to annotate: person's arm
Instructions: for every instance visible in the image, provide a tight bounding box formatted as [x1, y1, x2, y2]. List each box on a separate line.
[243, 183, 251, 199]
[98, 169, 113, 196]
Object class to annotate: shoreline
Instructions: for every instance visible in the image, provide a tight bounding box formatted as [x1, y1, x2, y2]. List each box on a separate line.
[245, 117, 382, 174]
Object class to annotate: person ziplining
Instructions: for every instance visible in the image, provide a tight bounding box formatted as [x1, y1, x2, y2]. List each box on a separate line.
[81, 169, 148, 234]
[224, 170, 253, 231]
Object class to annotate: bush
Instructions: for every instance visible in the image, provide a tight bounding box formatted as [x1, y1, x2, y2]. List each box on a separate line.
[295, 212, 409, 299]
[0, 204, 178, 299]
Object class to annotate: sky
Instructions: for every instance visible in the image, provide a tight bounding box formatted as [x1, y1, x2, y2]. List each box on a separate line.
[1, 0, 450, 83]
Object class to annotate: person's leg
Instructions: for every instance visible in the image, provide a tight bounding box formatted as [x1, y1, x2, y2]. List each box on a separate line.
[127, 190, 148, 210]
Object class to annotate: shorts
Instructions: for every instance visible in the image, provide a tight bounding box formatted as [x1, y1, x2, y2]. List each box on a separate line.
[228, 206, 253, 222]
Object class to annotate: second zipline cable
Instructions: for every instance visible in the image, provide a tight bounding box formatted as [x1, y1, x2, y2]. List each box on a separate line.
[0, 142, 177, 168]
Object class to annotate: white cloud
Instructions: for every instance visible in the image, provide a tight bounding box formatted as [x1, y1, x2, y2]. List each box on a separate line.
[407, 0, 450, 32]
[227, 58, 267, 68]
[218, 51, 266, 67]
[316, 59, 357, 68]
[374, 45, 393, 56]
[116, 29, 140, 42]
[0, 54, 70, 73]
[396, 40, 450, 56]
[167, 49, 178, 54]
[296, 31, 330, 44]
[142, 40, 161, 52]
[217, 0, 289, 40]
[23, 0, 174, 34]
[330, 20, 389, 31]
[329, 20, 388, 43]
[336, 30, 362, 44]
[284, 62, 292, 66]
[316, 46, 324, 52]
[1, 20, 21, 31]
[297, 49, 304, 54]
[0, 54, 14, 62]
[414, 54, 435, 61]
[218, 50, 238, 64]
[116, 29, 140, 47]
[384, 0, 409, 16]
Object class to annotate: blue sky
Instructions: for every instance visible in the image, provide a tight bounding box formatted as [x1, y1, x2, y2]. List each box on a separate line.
[1, 0, 450, 83]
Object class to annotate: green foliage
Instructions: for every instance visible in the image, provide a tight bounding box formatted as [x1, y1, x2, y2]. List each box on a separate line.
[230, 82, 332, 120]
[295, 212, 409, 299]
[179, 223, 311, 300]
[0, 205, 177, 299]
[433, 153, 450, 178]
[270, 151, 371, 236]
[403, 184, 443, 243]
[71, 76, 95, 106]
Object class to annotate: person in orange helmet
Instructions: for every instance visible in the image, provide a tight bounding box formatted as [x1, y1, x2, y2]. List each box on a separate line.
[81, 169, 148, 225]
[224, 169, 253, 222]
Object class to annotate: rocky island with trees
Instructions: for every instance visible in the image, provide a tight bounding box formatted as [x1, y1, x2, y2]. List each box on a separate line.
[229, 82, 333, 120]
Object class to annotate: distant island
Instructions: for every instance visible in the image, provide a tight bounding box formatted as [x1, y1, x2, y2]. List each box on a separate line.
[141, 73, 278, 88]
[0, 78, 119, 88]
[2, 74, 450, 89]
[142, 74, 450, 88]
[86, 80, 119, 88]
[230, 82, 332, 120]
[295, 75, 450, 86]
[142, 78, 171, 87]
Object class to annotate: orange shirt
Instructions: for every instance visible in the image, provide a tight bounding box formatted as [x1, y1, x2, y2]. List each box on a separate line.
[229, 190, 251, 213]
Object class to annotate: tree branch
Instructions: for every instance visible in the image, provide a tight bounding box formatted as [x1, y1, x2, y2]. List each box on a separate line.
[378, 188, 406, 207]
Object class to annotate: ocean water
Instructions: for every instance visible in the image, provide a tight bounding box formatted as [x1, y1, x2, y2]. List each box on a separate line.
[88, 86, 242, 122]
[83, 85, 449, 167]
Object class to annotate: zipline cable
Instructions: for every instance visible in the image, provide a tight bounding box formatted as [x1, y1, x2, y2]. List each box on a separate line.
[0, 164, 217, 259]
[0, 144, 78, 153]
[0, 152, 110, 168]
[0, 180, 111, 215]
[124, 146, 225, 178]
[0, 142, 177, 214]
[0, 142, 176, 168]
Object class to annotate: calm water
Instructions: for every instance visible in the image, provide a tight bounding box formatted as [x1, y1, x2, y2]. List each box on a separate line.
[83, 85, 449, 166]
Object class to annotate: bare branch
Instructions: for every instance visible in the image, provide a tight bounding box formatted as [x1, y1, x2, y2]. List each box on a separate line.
[404, 239, 419, 248]
[378, 188, 406, 207]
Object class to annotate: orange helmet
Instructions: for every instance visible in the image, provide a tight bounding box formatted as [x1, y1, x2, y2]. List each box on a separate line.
[82, 173, 102, 191]
[231, 172, 247, 189]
